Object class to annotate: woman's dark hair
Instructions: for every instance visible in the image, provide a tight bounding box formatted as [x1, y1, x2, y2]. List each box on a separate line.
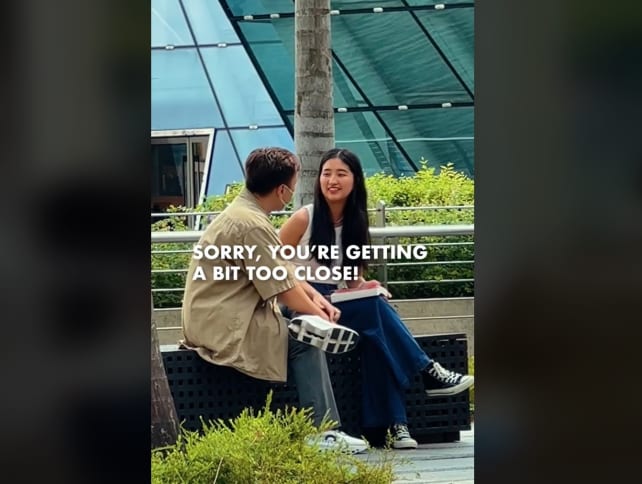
[310, 148, 371, 270]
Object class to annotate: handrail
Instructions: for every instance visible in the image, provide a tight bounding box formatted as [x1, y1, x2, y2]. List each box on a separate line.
[151, 224, 474, 243]
[150, 205, 474, 218]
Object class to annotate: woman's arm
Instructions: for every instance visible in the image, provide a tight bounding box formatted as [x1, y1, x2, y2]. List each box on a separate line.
[346, 267, 366, 288]
[279, 207, 309, 247]
[346, 268, 392, 298]
[278, 208, 341, 321]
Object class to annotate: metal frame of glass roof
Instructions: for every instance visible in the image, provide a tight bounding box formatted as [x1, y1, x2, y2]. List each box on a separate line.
[151, 0, 474, 195]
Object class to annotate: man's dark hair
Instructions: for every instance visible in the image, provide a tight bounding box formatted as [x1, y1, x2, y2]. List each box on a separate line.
[244, 147, 300, 195]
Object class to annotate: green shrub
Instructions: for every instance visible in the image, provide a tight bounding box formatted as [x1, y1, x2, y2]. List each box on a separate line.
[365, 162, 473, 299]
[152, 392, 397, 484]
[152, 161, 474, 306]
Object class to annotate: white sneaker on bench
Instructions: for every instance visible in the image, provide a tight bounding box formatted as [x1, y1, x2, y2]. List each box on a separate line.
[288, 315, 359, 354]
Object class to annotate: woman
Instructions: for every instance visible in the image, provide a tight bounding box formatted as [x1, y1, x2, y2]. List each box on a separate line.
[280, 148, 474, 449]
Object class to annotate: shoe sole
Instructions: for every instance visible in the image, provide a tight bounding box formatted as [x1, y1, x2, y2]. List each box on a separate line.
[288, 319, 359, 354]
[425, 375, 474, 397]
[392, 441, 418, 450]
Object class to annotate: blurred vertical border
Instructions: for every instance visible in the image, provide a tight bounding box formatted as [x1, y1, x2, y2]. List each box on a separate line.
[0, 1, 150, 483]
[476, 1, 642, 483]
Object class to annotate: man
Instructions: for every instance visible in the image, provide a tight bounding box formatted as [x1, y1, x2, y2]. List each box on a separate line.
[181, 147, 367, 453]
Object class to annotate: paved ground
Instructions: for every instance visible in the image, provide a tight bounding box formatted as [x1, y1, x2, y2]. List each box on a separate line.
[357, 426, 474, 483]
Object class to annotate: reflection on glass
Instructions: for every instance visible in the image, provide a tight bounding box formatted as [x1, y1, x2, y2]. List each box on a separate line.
[378, 108, 474, 177]
[230, 127, 294, 163]
[207, 131, 244, 196]
[191, 139, 207, 203]
[152, 49, 224, 129]
[416, 9, 474, 92]
[331, 12, 471, 105]
[201, 47, 282, 126]
[151, 0, 193, 47]
[151, 143, 187, 213]
[182, 0, 239, 44]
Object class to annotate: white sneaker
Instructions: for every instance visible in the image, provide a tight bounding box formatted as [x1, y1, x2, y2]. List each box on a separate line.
[288, 315, 359, 354]
[308, 430, 368, 454]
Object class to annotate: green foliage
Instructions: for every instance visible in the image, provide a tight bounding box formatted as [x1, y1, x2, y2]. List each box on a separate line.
[365, 162, 474, 299]
[151, 392, 397, 484]
[366, 161, 473, 208]
[151, 162, 475, 306]
[151, 241, 190, 308]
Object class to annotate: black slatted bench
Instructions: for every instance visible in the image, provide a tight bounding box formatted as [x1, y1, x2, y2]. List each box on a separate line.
[161, 333, 471, 446]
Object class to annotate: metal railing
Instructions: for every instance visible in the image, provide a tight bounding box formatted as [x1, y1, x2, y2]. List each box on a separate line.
[151, 202, 474, 308]
[150, 224, 473, 244]
[151, 202, 474, 230]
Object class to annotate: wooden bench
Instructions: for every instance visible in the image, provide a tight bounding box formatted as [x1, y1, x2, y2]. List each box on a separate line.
[161, 333, 471, 446]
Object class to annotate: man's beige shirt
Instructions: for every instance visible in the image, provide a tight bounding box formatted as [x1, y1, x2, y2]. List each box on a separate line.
[181, 188, 297, 382]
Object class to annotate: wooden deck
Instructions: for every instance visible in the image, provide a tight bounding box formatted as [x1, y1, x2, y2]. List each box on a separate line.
[357, 425, 474, 483]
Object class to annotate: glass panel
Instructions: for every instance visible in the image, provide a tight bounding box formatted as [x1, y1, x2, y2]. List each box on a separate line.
[201, 46, 283, 126]
[332, 1, 404, 9]
[151, 0, 193, 47]
[230, 127, 294, 163]
[182, 0, 239, 44]
[378, 107, 474, 177]
[287, 113, 414, 177]
[407, 0, 475, 5]
[332, 11, 472, 105]
[240, 20, 295, 111]
[333, 59, 368, 108]
[151, 141, 188, 212]
[191, 137, 208, 203]
[335, 112, 415, 176]
[222, 0, 417, 15]
[241, 18, 365, 110]
[207, 131, 244, 195]
[151, 49, 223, 130]
[222, 0, 294, 16]
[416, 9, 474, 91]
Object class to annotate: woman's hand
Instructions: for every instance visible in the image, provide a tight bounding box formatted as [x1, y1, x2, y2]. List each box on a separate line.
[312, 292, 341, 322]
[359, 279, 392, 299]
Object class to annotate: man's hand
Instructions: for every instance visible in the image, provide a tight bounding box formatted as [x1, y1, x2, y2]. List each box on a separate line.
[311, 293, 341, 323]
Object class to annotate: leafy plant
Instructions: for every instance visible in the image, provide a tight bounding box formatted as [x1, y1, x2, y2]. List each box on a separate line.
[365, 162, 474, 299]
[151, 392, 397, 484]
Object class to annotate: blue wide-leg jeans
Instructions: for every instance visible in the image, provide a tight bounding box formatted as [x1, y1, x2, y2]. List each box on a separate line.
[311, 283, 431, 428]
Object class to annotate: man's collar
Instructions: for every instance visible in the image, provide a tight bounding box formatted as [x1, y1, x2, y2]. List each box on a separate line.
[237, 187, 271, 216]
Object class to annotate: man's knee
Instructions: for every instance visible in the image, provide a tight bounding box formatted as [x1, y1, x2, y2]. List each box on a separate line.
[290, 341, 328, 369]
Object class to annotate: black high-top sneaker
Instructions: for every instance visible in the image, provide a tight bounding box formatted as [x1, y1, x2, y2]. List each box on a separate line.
[422, 361, 474, 397]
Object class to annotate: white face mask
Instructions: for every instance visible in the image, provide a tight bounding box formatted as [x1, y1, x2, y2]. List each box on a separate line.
[279, 184, 294, 208]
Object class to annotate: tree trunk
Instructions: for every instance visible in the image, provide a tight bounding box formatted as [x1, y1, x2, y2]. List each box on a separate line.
[151, 297, 179, 448]
[294, 0, 334, 208]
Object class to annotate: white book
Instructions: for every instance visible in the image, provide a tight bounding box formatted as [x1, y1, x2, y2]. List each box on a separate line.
[329, 285, 391, 303]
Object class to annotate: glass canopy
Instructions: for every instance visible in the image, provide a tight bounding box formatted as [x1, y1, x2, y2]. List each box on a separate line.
[151, 0, 474, 195]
